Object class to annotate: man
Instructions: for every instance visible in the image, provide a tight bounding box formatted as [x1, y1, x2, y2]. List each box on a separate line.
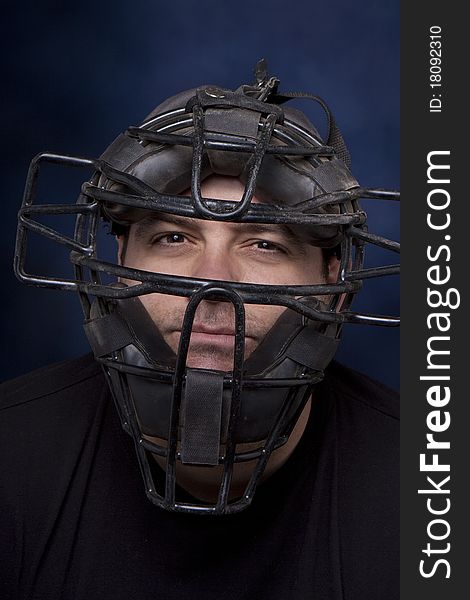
[1, 62, 399, 599]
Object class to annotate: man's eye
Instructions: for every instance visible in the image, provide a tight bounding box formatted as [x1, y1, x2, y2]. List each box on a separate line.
[254, 240, 285, 253]
[153, 232, 187, 245]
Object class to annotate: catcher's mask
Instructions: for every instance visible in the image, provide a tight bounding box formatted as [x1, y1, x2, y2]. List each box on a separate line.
[15, 60, 399, 515]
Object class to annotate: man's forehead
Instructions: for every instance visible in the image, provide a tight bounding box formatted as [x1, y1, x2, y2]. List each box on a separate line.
[193, 175, 254, 202]
[134, 212, 288, 234]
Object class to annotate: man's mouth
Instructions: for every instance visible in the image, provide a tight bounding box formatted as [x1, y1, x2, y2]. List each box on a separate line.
[166, 326, 258, 369]
[189, 325, 237, 350]
[188, 331, 236, 350]
[191, 324, 235, 336]
[172, 325, 256, 353]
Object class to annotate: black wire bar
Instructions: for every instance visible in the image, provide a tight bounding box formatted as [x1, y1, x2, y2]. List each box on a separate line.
[240, 385, 304, 509]
[98, 356, 316, 388]
[191, 106, 278, 220]
[348, 226, 400, 253]
[84, 184, 368, 226]
[140, 436, 288, 464]
[164, 285, 245, 511]
[126, 126, 335, 157]
[69, 254, 402, 326]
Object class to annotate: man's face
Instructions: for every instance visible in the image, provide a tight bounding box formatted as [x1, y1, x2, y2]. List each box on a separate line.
[119, 175, 336, 371]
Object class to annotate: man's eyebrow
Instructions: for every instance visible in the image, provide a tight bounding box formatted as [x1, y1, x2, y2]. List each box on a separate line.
[133, 214, 197, 241]
[237, 223, 308, 249]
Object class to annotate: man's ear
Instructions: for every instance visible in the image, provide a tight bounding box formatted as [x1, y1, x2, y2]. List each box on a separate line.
[326, 254, 348, 312]
[117, 235, 127, 266]
[326, 254, 341, 284]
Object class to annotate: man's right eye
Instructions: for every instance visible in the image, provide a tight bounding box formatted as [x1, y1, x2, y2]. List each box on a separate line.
[152, 232, 187, 245]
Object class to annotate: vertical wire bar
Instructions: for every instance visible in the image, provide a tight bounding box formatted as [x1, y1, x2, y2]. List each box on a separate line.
[236, 113, 277, 217]
[118, 369, 158, 501]
[242, 384, 303, 504]
[335, 193, 358, 315]
[165, 285, 245, 511]
[164, 296, 197, 507]
[165, 285, 243, 508]
[215, 292, 246, 511]
[190, 104, 206, 217]
[14, 154, 42, 280]
[340, 234, 353, 312]
[75, 170, 102, 316]
[190, 105, 277, 220]
[239, 113, 277, 204]
[342, 198, 366, 313]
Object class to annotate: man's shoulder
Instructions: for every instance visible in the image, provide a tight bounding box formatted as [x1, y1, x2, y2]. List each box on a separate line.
[0, 355, 110, 539]
[324, 360, 399, 421]
[0, 353, 103, 410]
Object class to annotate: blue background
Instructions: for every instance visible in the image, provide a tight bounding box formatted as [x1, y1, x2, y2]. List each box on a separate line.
[1, 0, 399, 388]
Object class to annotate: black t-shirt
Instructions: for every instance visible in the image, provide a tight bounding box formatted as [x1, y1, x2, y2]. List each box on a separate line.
[0, 354, 399, 600]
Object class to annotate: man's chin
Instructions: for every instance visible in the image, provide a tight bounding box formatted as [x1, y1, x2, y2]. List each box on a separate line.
[185, 351, 235, 372]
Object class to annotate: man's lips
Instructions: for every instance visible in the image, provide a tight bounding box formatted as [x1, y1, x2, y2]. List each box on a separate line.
[167, 328, 258, 363]
[190, 331, 233, 342]
[171, 327, 256, 342]
[191, 325, 235, 335]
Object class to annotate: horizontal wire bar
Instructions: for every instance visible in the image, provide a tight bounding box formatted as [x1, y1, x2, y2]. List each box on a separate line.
[348, 227, 400, 252]
[19, 202, 99, 216]
[126, 127, 335, 156]
[18, 215, 93, 254]
[85, 185, 367, 226]
[344, 264, 400, 280]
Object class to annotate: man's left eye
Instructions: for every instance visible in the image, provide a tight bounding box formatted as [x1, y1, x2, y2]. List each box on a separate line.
[166, 233, 186, 243]
[254, 240, 285, 253]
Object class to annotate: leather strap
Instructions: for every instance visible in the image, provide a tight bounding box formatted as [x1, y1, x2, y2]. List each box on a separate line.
[180, 369, 225, 466]
[286, 328, 339, 371]
[84, 313, 133, 358]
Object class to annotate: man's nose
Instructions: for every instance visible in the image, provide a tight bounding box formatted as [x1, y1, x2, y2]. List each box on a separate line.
[191, 246, 239, 282]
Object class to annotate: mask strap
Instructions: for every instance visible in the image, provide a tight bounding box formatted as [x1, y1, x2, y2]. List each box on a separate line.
[270, 91, 352, 168]
[286, 327, 339, 370]
[84, 312, 133, 357]
[180, 369, 225, 466]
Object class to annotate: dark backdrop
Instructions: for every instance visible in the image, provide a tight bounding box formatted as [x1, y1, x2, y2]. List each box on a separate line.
[1, 0, 399, 388]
